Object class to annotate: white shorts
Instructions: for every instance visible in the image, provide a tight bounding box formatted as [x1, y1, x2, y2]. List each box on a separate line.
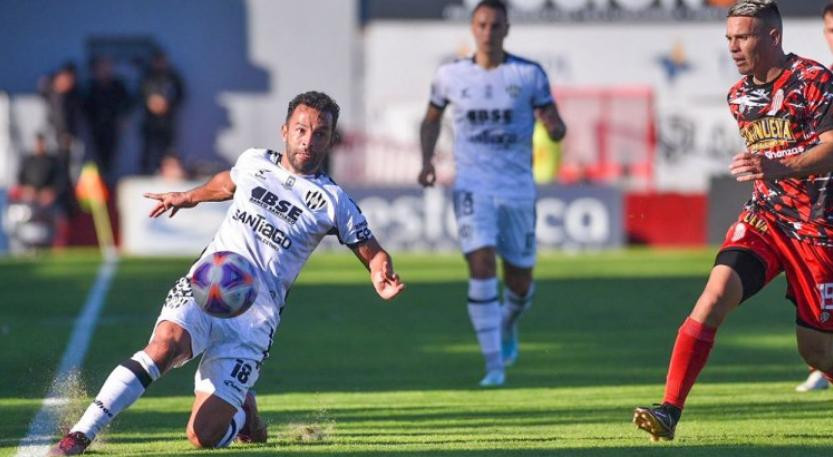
[452, 189, 537, 268]
[151, 277, 276, 408]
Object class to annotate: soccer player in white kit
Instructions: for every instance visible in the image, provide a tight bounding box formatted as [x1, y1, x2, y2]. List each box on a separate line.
[50, 92, 405, 455]
[418, 0, 566, 386]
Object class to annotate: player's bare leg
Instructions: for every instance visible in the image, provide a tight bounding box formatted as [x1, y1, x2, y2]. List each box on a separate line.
[465, 247, 505, 386]
[634, 265, 743, 441]
[501, 260, 533, 366]
[796, 325, 833, 383]
[50, 322, 191, 456]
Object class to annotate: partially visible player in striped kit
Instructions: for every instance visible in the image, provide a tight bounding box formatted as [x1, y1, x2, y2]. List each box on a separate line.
[635, 0, 833, 441]
[794, 0, 833, 394]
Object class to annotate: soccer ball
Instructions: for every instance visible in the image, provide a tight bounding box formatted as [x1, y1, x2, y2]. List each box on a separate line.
[190, 251, 259, 318]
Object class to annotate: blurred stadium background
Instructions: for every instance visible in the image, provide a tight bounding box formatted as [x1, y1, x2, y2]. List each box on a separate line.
[1, 0, 831, 256]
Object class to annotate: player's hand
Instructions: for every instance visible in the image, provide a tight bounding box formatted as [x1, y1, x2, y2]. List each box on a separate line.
[418, 163, 436, 187]
[372, 260, 405, 300]
[144, 191, 195, 218]
[729, 152, 789, 182]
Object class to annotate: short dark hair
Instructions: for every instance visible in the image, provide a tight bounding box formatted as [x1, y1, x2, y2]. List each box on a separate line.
[728, 0, 782, 31]
[286, 91, 340, 131]
[471, 0, 508, 19]
[824, 2, 833, 18]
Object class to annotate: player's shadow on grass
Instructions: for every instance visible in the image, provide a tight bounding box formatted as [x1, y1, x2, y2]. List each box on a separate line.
[249, 276, 807, 393]
[236, 447, 833, 457]
[74, 275, 806, 399]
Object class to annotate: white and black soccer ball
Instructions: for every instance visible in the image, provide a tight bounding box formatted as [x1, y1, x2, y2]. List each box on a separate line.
[190, 251, 259, 318]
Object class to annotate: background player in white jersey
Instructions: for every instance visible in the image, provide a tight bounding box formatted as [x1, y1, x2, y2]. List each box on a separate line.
[50, 91, 405, 455]
[418, 0, 566, 387]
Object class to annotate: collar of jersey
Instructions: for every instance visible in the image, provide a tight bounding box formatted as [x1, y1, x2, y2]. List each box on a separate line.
[274, 152, 324, 179]
[470, 52, 511, 67]
[745, 53, 796, 89]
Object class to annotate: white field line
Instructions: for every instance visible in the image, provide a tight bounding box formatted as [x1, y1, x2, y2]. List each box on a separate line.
[15, 250, 119, 457]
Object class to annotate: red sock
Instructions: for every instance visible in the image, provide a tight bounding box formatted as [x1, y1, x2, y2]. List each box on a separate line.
[663, 317, 717, 410]
[823, 371, 833, 384]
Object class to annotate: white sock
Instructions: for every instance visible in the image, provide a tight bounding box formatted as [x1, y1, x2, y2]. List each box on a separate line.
[71, 351, 161, 440]
[467, 278, 503, 372]
[502, 283, 535, 333]
[216, 407, 246, 447]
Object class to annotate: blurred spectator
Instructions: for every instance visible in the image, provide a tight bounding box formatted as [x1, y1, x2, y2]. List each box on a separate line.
[17, 134, 62, 207]
[39, 62, 83, 153]
[83, 55, 130, 181]
[140, 50, 185, 175]
[5, 134, 70, 250]
[158, 152, 189, 181]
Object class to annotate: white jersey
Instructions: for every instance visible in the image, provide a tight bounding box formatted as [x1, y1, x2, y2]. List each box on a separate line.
[430, 54, 554, 199]
[188, 148, 372, 330]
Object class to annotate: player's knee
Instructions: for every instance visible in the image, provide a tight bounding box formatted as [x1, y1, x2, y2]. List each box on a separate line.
[466, 249, 497, 278]
[714, 249, 765, 303]
[504, 275, 532, 297]
[692, 289, 735, 327]
[797, 342, 833, 372]
[186, 423, 224, 449]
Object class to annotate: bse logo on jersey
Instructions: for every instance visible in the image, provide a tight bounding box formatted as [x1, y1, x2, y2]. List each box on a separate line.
[304, 190, 327, 211]
[249, 186, 303, 224]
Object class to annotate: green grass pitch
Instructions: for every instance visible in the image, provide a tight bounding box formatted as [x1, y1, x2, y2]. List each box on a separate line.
[1, 249, 830, 456]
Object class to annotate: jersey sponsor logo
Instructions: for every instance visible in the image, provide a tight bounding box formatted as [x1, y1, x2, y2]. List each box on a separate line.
[741, 212, 768, 234]
[250, 186, 303, 224]
[254, 169, 271, 181]
[762, 145, 805, 159]
[353, 221, 372, 242]
[466, 109, 513, 125]
[304, 190, 327, 211]
[739, 117, 796, 151]
[232, 209, 293, 250]
[468, 129, 518, 147]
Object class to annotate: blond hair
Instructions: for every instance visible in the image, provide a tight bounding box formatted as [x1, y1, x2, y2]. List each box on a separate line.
[728, 0, 782, 31]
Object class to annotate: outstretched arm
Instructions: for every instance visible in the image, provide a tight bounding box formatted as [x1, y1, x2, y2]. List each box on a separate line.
[418, 104, 445, 187]
[535, 102, 567, 142]
[730, 130, 833, 182]
[144, 170, 236, 218]
[351, 238, 405, 300]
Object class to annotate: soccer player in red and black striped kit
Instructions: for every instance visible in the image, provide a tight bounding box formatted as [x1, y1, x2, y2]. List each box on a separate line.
[635, 0, 833, 441]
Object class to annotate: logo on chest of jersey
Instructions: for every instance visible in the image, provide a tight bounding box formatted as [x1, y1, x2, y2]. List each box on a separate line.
[283, 176, 296, 190]
[467, 109, 513, 125]
[232, 209, 293, 250]
[740, 117, 796, 151]
[254, 169, 271, 181]
[249, 186, 303, 224]
[304, 190, 327, 211]
[506, 85, 521, 99]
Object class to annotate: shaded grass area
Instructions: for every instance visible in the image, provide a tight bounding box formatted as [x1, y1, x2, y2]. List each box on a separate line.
[2, 249, 826, 457]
